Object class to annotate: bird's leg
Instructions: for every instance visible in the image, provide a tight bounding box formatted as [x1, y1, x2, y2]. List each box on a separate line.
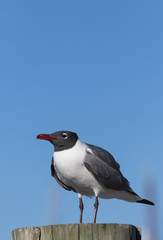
[78, 195, 84, 223]
[93, 196, 99, 223]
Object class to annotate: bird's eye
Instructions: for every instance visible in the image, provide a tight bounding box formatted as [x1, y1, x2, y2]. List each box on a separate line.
[62, 133, 68, 139]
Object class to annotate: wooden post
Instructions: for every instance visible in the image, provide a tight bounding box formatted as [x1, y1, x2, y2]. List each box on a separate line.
[11, 223, 141, 240]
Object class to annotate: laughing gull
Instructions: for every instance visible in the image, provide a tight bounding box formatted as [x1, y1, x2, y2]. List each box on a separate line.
[36, 130, 154, 223]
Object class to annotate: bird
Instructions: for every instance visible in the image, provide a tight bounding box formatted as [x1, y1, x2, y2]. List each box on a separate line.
[36, 130, 154, 223]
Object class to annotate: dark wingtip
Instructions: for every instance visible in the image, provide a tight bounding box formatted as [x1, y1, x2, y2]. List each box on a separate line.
[137, 199, 155, 205]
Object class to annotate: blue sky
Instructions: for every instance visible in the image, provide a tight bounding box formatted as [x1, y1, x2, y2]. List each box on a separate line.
[0, 1, 162, 239]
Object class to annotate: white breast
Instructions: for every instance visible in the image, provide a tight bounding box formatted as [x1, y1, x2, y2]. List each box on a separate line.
[53, 139, 102, 196]
[54, 139, 87, 176]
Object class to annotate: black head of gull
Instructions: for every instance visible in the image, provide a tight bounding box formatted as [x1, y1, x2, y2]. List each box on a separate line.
[36, 130, 78, 151]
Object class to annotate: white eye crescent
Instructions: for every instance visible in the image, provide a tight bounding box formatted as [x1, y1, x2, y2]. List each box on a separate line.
[62, 133, 68, 139]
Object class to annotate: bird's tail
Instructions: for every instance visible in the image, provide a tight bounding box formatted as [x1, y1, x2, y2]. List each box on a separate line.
[126, 189, 155, 205]
[137, 199, 155, 205]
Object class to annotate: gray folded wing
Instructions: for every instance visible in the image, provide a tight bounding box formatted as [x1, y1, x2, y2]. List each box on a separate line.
[84, 144, 130, 191]
[87, 144, 120, 170]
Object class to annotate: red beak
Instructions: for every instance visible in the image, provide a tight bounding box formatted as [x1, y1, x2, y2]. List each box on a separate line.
[36, 134, 56, 141]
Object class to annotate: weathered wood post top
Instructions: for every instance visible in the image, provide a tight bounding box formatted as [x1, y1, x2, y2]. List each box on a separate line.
[11, 223, 141, 240]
